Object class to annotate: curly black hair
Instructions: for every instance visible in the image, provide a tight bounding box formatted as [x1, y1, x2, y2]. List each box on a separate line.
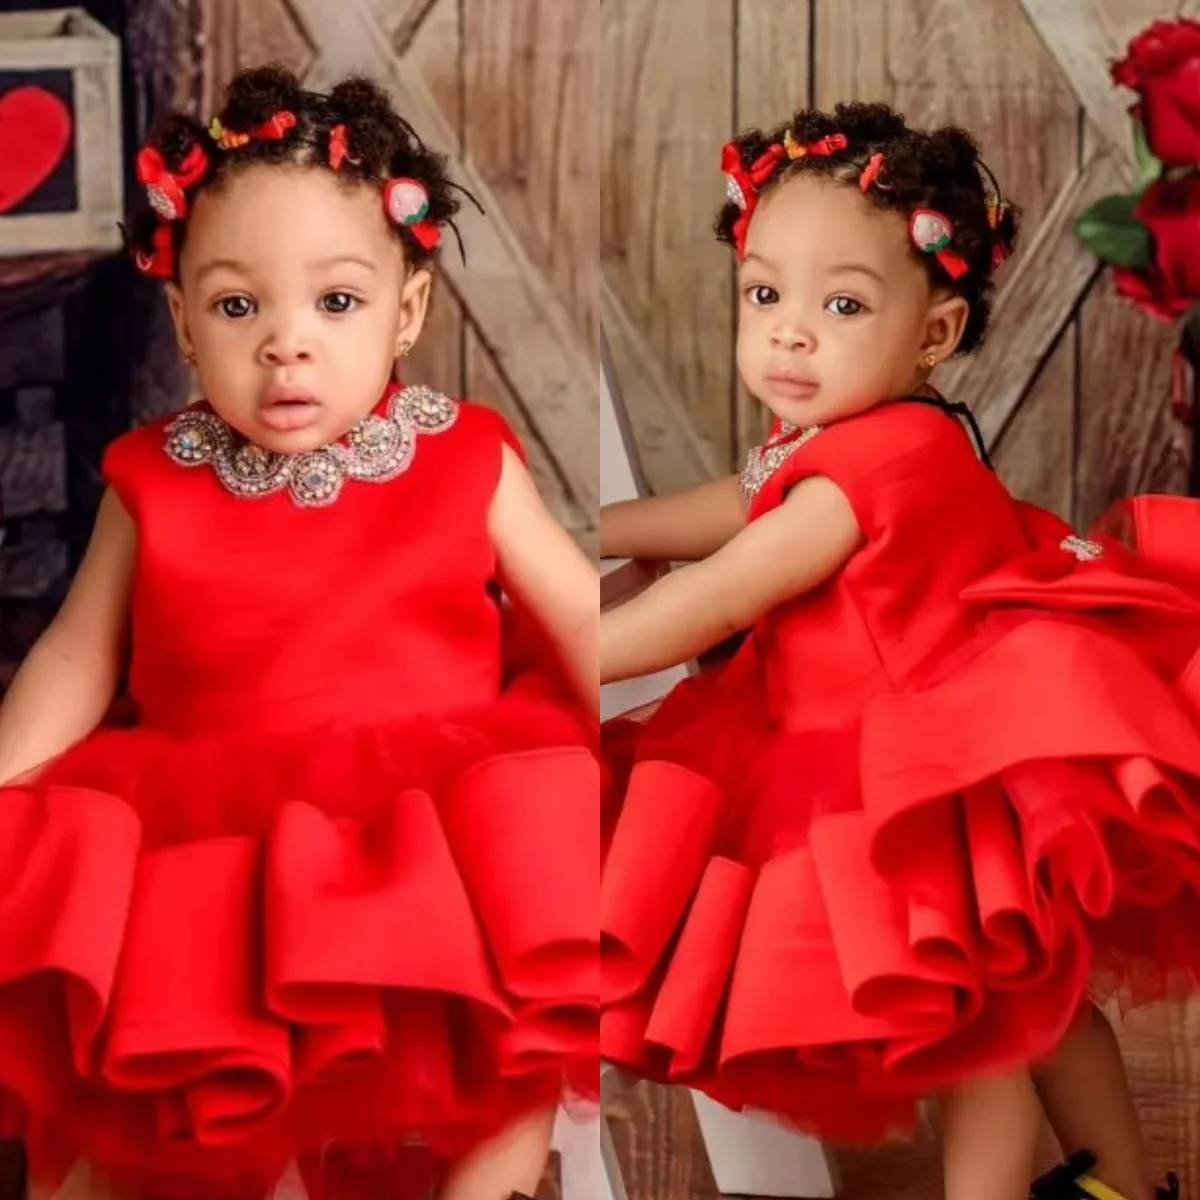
[716, 101, 1020, 354]
[126, 65, 467, 279]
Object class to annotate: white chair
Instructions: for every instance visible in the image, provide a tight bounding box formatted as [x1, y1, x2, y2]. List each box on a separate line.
[600, 326, 840, 1198]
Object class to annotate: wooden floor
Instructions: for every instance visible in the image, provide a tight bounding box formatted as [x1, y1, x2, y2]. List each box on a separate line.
[607, 1000, 1200, 1200]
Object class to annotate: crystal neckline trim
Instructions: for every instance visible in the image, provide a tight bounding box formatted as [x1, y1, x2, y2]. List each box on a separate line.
[163, 385, 458, 507]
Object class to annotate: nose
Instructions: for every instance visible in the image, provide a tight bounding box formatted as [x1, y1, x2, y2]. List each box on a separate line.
[770, 317, 816, 352]
[258, 320, 315, 367]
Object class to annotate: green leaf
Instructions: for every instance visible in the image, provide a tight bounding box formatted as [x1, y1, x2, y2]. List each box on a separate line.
[1075, 194, 1153, 268]
[1132, 121, 1163, 189]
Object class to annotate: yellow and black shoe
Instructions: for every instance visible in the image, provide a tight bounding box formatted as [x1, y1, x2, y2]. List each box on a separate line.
[1076, 1172, 1181, 1200]
[1030, 1151, 1180, 1200]
[1032, 1151, 1100, 1199]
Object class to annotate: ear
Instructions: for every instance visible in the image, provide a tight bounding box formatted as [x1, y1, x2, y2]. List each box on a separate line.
[919, 292, 970, 363]
[164, 282, 195, 362]
[396, 267, 433, 356]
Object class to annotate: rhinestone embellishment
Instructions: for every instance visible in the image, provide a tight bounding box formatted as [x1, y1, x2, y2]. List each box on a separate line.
[739, 425, 822, 502]
[146, 185, 178, 220]
[1061, 534, 1104, 562]
[164, 385, 457, 507]
[725, 174, 747, 210]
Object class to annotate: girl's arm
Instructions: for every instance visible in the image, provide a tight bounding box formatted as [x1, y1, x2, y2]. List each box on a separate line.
[601, 476, 861, 683]
[0, 489, 136, 784]
[600, 474, 746, 562]
[489, 446, 599, 717]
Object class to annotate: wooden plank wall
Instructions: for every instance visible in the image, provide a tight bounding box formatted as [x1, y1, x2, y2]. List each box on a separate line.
[174, 0, 599, 552]
[602, 0, 1192, 529]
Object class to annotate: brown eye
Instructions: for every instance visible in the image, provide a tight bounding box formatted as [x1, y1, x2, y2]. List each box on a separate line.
[216, 295, 255, 319]
[745, 284, 779, 306]
[826, 295, 864, 316]
[320, 291, 359, 314]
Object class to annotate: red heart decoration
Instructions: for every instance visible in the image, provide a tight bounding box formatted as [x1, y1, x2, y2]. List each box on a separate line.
[0, 85, 73, 214]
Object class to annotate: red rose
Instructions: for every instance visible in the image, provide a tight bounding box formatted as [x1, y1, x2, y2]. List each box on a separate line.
[1113, 175, 1200, 321]
[1112, 18, 1200, 167]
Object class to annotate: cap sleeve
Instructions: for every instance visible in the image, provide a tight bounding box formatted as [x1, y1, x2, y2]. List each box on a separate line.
[458, 400, 528, 464]
[101, 424, 152, 519]
[746, 401, 980, 539]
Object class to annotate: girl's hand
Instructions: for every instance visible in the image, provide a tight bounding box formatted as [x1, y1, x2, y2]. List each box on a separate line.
[601, 475, 861, 683]
[600, 474, 746, 562]
[489, 446, 599, 716]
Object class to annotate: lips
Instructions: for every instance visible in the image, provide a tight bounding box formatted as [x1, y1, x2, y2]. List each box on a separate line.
[765, 370, 819, 398]
[263, 385, 318, 408]
[259, 386, 323, 433]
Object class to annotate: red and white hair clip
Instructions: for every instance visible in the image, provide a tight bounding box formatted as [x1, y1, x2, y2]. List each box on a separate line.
[909, 208, 969, 280]
[384, 177, 441, 249]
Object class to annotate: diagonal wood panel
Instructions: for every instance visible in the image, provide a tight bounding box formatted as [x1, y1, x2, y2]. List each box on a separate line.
[464, 0, 599, 353]
[287, 0, 599, 513]
[1018, 0, 1138, 182]
[601, 277, 723, 488]
[395, 2, 590, 535]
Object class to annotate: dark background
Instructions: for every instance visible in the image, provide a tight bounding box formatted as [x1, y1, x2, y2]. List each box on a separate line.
[0, 0, 191, 692]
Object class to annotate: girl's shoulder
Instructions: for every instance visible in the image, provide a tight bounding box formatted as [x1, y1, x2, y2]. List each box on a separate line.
[745, 397, 991, 532]
[101, 409, 184, 516]
[450, 395, 526, 459]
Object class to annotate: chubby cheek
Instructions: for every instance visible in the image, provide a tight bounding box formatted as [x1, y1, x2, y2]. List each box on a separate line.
[735, 319, 769, 383]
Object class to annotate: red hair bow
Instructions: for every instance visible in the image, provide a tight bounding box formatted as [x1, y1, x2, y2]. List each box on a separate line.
[133, 222, 177, 280]
[132, 141, 209, 279]
[722, 131, 849, 258]
[328, 123, 361, 171]
[135, 142, 209, 222]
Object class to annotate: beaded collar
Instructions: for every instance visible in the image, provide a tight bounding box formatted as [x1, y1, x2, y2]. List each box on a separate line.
[163, 384, 458, 507]
[738, 421, 822, 502]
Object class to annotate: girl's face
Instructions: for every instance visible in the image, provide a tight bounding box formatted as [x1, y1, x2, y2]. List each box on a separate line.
[736, 173, 969, 429]
[166, 164, 431, 453]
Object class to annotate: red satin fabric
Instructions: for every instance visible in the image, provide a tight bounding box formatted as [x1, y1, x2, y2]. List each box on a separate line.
[602, 400, 1200, 1143]
[0, 389, 599, 1198]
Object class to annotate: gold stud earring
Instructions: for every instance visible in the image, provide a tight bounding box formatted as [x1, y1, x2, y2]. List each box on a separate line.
[183, 350, 197, 367]
[398, 341, 413, 358]
[922, 352, 938, 370]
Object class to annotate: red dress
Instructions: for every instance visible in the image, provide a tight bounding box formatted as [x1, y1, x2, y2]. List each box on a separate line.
[0, 384, 599, 1199]
[601, 398, 1200, 1143]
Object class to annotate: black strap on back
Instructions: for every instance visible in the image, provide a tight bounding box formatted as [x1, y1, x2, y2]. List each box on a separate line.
[902, 390, 994, 471]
